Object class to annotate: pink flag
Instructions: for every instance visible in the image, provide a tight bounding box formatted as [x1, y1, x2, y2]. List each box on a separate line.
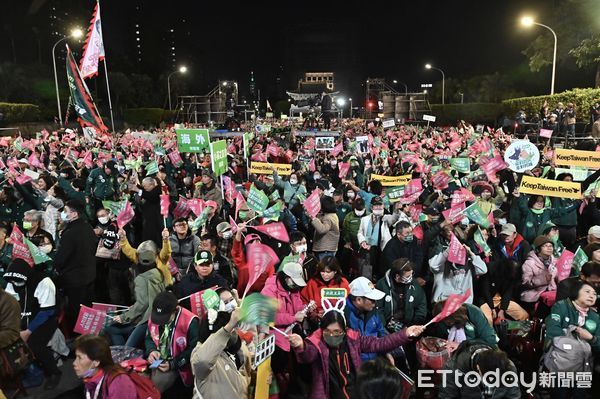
[0, 157, 5, 170]
[303, 189, 321, 218]
[338, 162, 350, 179]
[229, 216, 239, 233]
[410, 204, 423, 222]
[189, 198, 205, 217]
[404, 179, 423, 196]
[10, 225, 24, 242]
[556, 250, 575, 282]
[117, 201, 135, 228]
[79, 2, 105, 79]
[427, 289, 472, 326]
[309, 158, 316, 172]
[92, 303, 123, 313]
[539, 129, 553, 139]
[168, 150, 183, 167]
[160, 194, 170, 217]
[15, 174, 33, 185]
[451, 188, 475, 207]
[432, 171, 451, 190]
[252, 222, 290, 243]
[167, 257, 179, 276]
[82, 151, 93, 169]
[331, 142, 343, 157]
[173, 197, 191, 219]
[447, 234, 466, 265]
[222, 175, 235, 205]
[74, 305, 107, 335]
[442, 203, 466, 225]
[267, 143, 280, 157]
[28, 152, 43, 169]
[244, 243, 279, 297]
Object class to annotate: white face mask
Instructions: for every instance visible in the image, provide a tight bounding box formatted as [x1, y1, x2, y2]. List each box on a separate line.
[294, 244, 307, 254]
[330, 160, 337, 166]
[347, 192, 355, 199]
[355, 209, 366, 216]
[222, 231, 233, 239]
[98, 216, 109, 225]
[314, 174, 321, 180]
[364, 162, 371, 169]
[290, 178, 298, 185]
[40, 245, 53, 254]
[372, 209, 384, 216]
[498, 218, 507, 225]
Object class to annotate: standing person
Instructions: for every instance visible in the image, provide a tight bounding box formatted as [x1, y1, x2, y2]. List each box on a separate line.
[357, 196, 393, 279]
[0, 223, 13, 288]
[140, 176, 164, 248]
[4, 259, 61, 389]
[381, 221, 423, 275]
[200, 234, 234, 287]
[85, 160, 120, 205]
[0, 286, 20, 349]
[302, 256, 350, 320]
[321, 92, 333, 130]
[310, 196, 340, 260]
[54, 199, 97, 333]
[273, 170, 307, 209]
[565, 102, 577, 138]
[173, 250, 229, 305]
[169, 218, 201, 277]
[194, 169, 223, 211]
[72, 335, 139, 399]
[120, 227, 173, 287]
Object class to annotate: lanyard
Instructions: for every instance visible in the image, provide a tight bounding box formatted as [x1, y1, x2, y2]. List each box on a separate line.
[86, 376, 105, 399]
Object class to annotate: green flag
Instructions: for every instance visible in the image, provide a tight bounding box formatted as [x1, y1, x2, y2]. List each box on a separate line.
[102, 200, 127, 216]
[239, 293, 278, 326]
[247, 184, 269, 213]
[24, 238, 52, 265]
[385, 186, 405, 203]
[210, 140, 228, 177]
[243, 132, 251, 158]
[450, 158, 470, 173]
[269, 190, 280, 201]
[261, 201, 283, 221]
[145, 160, 159, 175]
[464, 203, 491, 228]
[154, 143, 166, 156]
[176, 129, 210, 153]
[474, 228, 491, 255]
[573, 247, 589, 273]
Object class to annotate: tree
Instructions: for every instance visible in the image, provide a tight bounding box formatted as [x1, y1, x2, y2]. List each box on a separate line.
[522, 0, 600, 87]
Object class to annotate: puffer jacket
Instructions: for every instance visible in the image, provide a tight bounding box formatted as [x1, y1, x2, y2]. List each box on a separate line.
[273, 171, 307, 209]
[311, 212, 340, 252]
[119, 268, 165, 326]
[294, 328, 411, 399]
[344, 298, 387, 361]
[169, 231, 200, 274]
[261, 275, 305, 351]
[429, 248, 487, 304]
[521, 251, 557, 303]
[376, 270, 427, 327]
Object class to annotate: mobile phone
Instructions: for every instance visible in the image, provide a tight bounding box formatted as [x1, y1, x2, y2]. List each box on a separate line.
[149, 359, 164, 369]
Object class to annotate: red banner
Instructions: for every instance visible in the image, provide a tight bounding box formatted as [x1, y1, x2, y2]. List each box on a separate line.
[74, 305, 107, 335]
[442, 203, 466, 225]
[338, 162, 350, 179]
[447, 234, 466, 265]
[244, 243, 279, 297]
[303, 189, 321, 218]
[428, 289, 472, 326]
[331, 142, 343, 157]
[160, 194, 170, 216]
[252, 222, 290, 243]
[168, 150, 183, 167]
[432, 171, 451, 190]
[556, 250, 575, 282]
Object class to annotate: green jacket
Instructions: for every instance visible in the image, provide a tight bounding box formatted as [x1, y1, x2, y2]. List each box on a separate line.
[86, 168, 119, 200]
[545, 299, 600, 351]
[335, 202, 352, 226]
[551, 198, 578, 227]
[342, 211, 362, 248]
[510, 196, 575, 243]
[376, 270, 427, 327]
[120, 268, 166, 326]
[431, 304, 498, 347]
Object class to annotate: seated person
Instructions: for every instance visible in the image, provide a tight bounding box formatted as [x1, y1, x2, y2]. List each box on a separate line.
[145, 292, 199, 393]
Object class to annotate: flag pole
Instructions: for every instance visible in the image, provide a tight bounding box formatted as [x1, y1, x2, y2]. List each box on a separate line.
[102, 54, 115, 133]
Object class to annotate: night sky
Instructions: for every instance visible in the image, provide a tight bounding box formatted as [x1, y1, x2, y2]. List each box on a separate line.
[2, 0, 593, 102]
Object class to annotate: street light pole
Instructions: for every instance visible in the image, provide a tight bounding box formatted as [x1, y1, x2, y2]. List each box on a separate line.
[167, 66, 187, 111]
[349, 98, 353, 118]
[52, 37, 68, 127]
[522, 18, 557, 95]
[425, 64, 445, 105]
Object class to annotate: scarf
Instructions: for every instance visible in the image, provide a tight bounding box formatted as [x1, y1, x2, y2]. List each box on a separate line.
[573, 302, 589, 326]
[447, 326, 467, 343]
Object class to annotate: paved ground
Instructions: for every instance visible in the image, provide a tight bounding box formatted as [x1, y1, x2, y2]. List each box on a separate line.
[5, 359, 81, 399]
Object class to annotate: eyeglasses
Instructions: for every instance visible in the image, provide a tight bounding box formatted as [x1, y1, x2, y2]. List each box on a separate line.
[323, 330, 345, 337]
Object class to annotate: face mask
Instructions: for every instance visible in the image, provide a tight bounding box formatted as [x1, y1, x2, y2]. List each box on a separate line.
[323, 334, 345, 348]
[22, 221, 33, 230]
[400, 274, 413, 284]
[431, 216, 440, 223]
[60, 211, 70, 222]
[498, 218, 507, 225]
[403, 234, 414, 242]
[313, 174, 321, 180]
[223, 301, 236, 313]
[330, 160, 337, 167]
[347, 192, 355, 199]
[81, 367, 97, 379]
[295, 244, 307, 254]
[40, 245, 53, 254]
[98, 217, 109, 225]
[222, 231, 233, 239]
[372, 209, 384, 216]
[355, 209, 365, 217]
[290, 178, 298, 185]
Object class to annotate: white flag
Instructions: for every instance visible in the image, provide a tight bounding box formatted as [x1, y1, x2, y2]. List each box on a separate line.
[80, 2, 105, 79]
[266, 99, 272, 111]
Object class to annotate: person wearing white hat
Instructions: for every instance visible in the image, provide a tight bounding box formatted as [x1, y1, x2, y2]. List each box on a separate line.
[345, 276, 388, 362]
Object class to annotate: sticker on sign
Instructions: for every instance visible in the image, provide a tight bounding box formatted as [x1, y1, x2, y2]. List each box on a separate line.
[423, 115, 436, 122]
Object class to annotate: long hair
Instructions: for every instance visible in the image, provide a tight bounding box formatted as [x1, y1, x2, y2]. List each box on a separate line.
[317, 256, 343, 285]
[74, 335, 122, 376]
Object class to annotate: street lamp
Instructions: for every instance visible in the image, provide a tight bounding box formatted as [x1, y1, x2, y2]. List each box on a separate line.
[425, 63, 445, 104]
[167, 66, 187, 110]
[348, 98, 353, 118]
[521, 16, 557, 95]
[336, 98, 346, 119]
[392, 79, 408, 95]
[52, 28, 83, 127]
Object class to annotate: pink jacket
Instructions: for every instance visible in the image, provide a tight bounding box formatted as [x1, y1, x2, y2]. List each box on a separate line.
[520, 251, 557, 303]
[261, 275, 305, 351]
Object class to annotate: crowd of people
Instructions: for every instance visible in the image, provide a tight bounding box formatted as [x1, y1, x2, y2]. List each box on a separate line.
[0, 115, 600, 399]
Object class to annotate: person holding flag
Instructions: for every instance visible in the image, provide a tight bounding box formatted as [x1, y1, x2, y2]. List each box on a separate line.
[140, 176, 164, 248]
[86, 160, 120, 206]
[119, 227, 173, 287]
[194, 169, 223, 211]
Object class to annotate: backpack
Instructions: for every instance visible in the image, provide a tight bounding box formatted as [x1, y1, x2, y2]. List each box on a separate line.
[103, 369, 161, 399]
[543, 325, 593, 372]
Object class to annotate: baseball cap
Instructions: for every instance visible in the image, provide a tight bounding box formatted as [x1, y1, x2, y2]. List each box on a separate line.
[281, 262, 307, 287]
[349, 276, 385, 301]
[371, 196, 383, 206]
[500, 223, 517, 236]
[244, 233, 261, 246]
[194, 250, 213, 265]
[151, 292, 178, 325]
[136, 241, 157, 265]
[589, 226, 600, 239]
[216, 222, 231, 234]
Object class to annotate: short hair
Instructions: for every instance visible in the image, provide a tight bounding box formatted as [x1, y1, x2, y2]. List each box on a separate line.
[290, 231, 306, 244]
[390, 258, 414, 278]
[367, 180, 383, 195]
[583, 243, 600, 261]
[173, 217, 188, 225]
[473, 349, 511, 374]
[200, 234, 219, 248]
[581, 261, 600, 278]
[569, 280, 596, 301]
[395, 221, 411, 232]
[73, 335, 117, 373]
[64, 199, 85, 216]
[355, 358, 406, 399]
[142, 176, 157, 186]
[23, 210, 43, 222]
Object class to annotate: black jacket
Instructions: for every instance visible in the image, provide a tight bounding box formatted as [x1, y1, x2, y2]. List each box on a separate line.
[173, 271, 229, 309]
[55, 217, 97, 287]
[141, 186, 163, 247]
[381, 237, 424, 275]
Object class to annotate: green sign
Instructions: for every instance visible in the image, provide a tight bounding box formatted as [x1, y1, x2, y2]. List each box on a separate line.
[247, 184, 269, 213]
[450, 158, 470, 173]
[243, 132, 251, 158]
[176, 129, 210, 153]
[321, 288, 347, 299]
[385, 186, 405, 203]
[210, 140, 228, 177]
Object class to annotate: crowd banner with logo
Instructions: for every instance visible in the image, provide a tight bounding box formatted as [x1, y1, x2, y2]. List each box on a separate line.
[74, 305, 108, 335]
[210, 140, 228, 177]
[450, 158, 470, 173]
[250, 161, 292, 175]
[504, 140, 540, 173]
[370, 174, 412, 187]
[554, 167, 592, 182]
[176, 129, 210, 153]
[554, 149, 600, 169]
[519, 175, 582, 199]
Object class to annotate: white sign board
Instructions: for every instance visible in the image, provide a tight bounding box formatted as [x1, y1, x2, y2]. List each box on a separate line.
[423, 114, 436, 122]
[253, 334, 276, 369]
[382, 119, 396, 129]
[504, 140, 540, 173]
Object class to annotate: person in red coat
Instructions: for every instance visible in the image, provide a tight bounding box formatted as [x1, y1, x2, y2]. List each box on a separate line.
[301, 256, 350, 320]
[230, 223, 275, 294]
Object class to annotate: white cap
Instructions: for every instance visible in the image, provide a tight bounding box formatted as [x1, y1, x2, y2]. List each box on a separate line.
[589, 226, 600, 239]
[17, 158, 29, 164]
[349, 276, 385, 301]
[282, 262, 306, 287]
